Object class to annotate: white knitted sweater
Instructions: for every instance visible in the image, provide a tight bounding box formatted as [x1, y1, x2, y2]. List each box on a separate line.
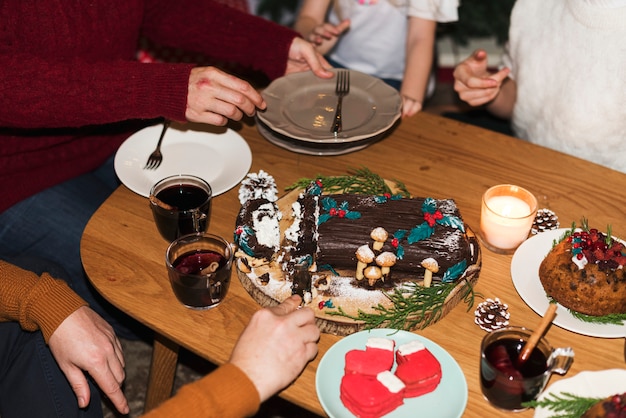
[503, 0, 626, 173]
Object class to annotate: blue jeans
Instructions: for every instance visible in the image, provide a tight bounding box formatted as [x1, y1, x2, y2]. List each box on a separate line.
[0, 156, 148, 340]
[0, 256, 103, 418]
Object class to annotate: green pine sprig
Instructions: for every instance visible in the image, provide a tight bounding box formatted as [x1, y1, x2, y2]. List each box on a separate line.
[286, 167, 410, 197]
[522, 392, 603, 418]
[545, 296, 626, 325]
[569, 309, 626, 325]
[327, 279, 477, 331]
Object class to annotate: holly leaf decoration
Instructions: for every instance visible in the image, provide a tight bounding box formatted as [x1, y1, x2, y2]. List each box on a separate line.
[421, 198, 437, 214]
[438, 215, 465, 232]
[394, 230, 408, 240]
[442, 260, 468, 282]
[321, 196, 337, 211]
[408, 223, 435, 244]
[235, 225, 256, 257]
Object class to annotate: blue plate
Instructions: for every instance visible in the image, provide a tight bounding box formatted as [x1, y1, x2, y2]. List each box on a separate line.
[316, 329, 467, 418]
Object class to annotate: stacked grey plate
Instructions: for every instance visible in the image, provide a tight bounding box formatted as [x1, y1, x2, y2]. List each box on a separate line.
[256, 69, 402, 156]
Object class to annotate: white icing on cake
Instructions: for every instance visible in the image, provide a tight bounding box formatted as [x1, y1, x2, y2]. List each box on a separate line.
[377, 371, 406, 393]
[572, 254, 588, 269]
[366, 337, 395, 351]
[251, 202, 281, 251]
[284, 201, 302, 243]
[397, 340, 426, 356]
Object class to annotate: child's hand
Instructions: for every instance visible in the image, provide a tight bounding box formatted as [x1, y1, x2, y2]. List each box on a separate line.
[453, 49, 510, 107]
[307, 19, 350, 55]
[401, 95, 422, 118]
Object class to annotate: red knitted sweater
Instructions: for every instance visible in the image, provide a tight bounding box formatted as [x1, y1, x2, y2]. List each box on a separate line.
[0, 0, 297, 212]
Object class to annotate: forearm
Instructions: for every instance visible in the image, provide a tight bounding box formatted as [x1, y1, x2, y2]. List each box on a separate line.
[0, 55, 193, 128]
[293, 0, 328, 38]
[143, 0, 297, 81]
[401, 40, 435, 104]
[0, 261, 86, 342]
[142, 363, 260, 418]
[294, 16, 319, 39]
[401, 18, 437, 104]
[486, 77, 517, 120]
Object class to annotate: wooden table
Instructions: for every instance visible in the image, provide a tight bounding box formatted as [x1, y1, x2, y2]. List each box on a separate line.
[81, 112, 626, 417]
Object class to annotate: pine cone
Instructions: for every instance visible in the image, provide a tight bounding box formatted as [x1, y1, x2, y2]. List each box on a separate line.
[474, 298, 510, 332]
[531, 208, 560, 235]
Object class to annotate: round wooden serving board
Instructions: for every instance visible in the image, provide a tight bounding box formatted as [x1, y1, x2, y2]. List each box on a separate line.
[236, 188, 482, 336]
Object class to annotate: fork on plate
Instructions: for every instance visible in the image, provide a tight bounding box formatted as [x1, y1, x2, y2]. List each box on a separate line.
[331, 70, 350, 135]
[144, 120, 170, 170]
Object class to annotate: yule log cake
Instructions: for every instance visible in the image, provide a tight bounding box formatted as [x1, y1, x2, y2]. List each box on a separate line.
[234, 170, 481, 335]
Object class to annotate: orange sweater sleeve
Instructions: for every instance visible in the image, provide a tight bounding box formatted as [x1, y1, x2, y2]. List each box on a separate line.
[142, 363, 261, 418]
[0, 260, 87, 342]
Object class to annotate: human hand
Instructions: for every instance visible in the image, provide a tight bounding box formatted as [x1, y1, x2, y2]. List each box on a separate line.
[229, 295, 320, 402]
[307, 19, 351, 55]
[453, 49, 510, 107]
[186, 66, 266, 126]
[49, 306, 129, 415]
[285, 37, 333, 80]
[401, 95, 423, 118]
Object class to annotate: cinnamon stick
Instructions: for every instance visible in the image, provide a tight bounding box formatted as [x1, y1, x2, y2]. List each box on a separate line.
[517, 303, 558, 365]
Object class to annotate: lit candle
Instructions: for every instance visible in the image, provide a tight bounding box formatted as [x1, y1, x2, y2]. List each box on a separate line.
[480, 185, 537, 253]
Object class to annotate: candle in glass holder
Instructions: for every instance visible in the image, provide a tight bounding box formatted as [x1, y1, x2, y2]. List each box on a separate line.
[480, 184, 538, 253]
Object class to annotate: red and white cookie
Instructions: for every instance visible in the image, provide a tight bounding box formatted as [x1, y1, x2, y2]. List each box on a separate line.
[340, 370, 405, 418]
[344, 337, 395, 376]
[395, 340, 442, 397]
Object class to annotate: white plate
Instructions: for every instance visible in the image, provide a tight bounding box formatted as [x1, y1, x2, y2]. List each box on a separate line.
[256, 119, 381, 156]
[114, 122, 252, 197]
[534, 369, 626, 418]
[511, 228, 625, 338]
[258, 69, 401, 143]
[316, 329, 467, 418]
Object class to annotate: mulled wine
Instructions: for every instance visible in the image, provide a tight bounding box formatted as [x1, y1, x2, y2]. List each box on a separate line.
[150, 176, 212, 241]
[480, 337, 548, 410]
[169, 249, 230, 308]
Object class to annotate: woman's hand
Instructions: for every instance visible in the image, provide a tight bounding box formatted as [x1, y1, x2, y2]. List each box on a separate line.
[453, 49, 510, 107]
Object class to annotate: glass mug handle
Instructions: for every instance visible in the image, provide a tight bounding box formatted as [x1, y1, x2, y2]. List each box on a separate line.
[548, 347, 574, 374]
[192, 211, 207, 232]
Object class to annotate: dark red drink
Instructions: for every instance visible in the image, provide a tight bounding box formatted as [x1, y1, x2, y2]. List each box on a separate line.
[152, 184, 211, 241]
[480, 338, 548, 410]
[170, 249, 230, 308]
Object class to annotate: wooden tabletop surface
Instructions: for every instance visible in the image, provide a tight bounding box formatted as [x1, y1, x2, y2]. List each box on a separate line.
[81, 111, 626, 417]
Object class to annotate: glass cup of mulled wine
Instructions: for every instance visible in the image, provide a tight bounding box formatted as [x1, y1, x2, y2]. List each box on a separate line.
[480, 326, 574, 411]
[165, 232, 234, 309]
[149, 174, 212, 242]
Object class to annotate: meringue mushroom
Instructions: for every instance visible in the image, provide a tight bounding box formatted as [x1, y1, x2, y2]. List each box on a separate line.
[364, 266, 382, 286]
[355, 244, 375, 280]
[370, 227, 388, 251]
[421, 257, 439, 288]
[376, 251, 397, 279]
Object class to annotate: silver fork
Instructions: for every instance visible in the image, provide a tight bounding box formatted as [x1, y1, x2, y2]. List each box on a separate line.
[144, 120, 170, 170]
[331, 70, 350, 135]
